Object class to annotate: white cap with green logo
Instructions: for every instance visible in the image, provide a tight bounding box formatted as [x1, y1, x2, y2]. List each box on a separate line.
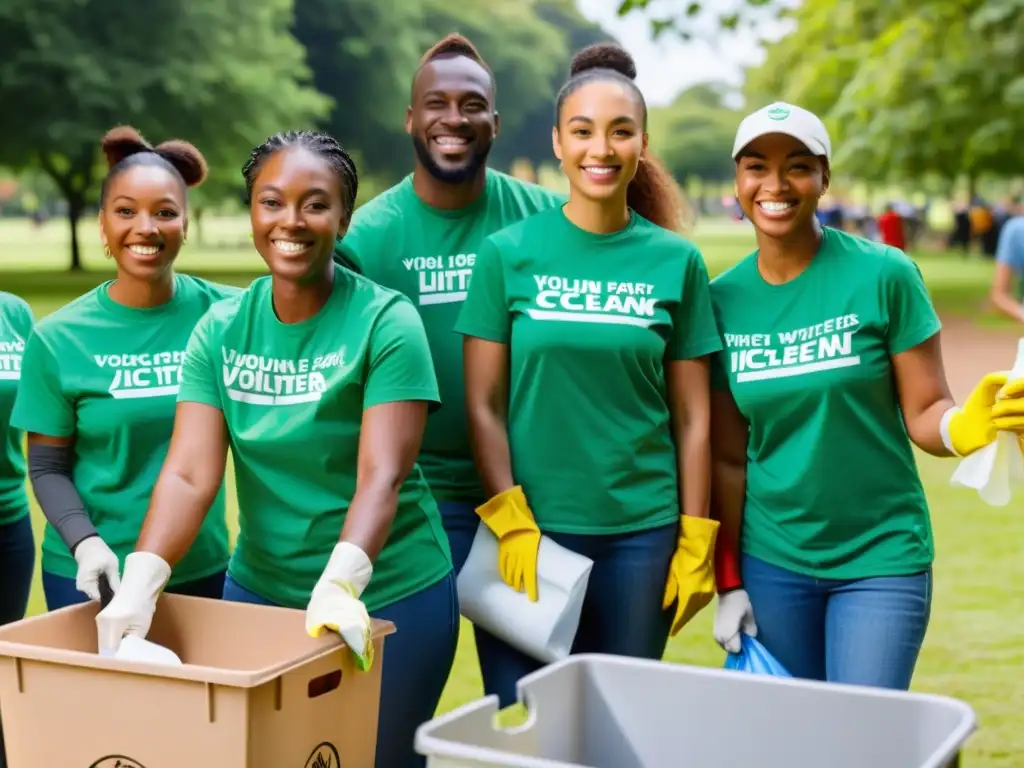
[732, 102, 831, 161]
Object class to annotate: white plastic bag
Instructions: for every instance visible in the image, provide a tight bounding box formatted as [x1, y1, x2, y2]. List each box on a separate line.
[456, 522, 593, 664]
[111, 635, 184, 666]
[950, 338, 1024, 506]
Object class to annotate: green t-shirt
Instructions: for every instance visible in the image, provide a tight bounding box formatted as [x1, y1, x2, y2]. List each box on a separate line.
[0, 292, 33, 524]
[454, 208, 723, 534]
[11, 274, 237, 584]
[709, 226, 940, 579]
[176, 264, 452, 612]
[335, 169, 565, 501]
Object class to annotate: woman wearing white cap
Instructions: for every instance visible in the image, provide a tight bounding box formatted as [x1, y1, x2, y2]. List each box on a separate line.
[707, 101, 1024, 689]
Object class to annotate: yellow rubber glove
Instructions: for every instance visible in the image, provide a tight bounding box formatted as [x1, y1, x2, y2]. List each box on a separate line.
[475, 485, 541, 602]
[662, 515, 720, 637]
[944, 371, 1011, 457]
[991, 377, 1024, 432]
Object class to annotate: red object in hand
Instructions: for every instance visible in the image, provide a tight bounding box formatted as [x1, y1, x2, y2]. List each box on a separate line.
[714, 534, 742, 593]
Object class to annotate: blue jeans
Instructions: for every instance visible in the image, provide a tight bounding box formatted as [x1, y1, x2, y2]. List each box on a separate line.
[222, 569, 459, 768]
[437, 499, 480, 575]
[0, 515, 35, 625]
[742, 553, 932, 690]
[42, 567, 227, 611]
[0, 514, 35, 768]
[477, 521, 677, 708]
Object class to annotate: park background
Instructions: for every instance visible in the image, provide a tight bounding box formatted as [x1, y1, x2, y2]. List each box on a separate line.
[1, 0, 1022, 765]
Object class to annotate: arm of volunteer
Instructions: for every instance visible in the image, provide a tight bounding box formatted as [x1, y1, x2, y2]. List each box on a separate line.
[340, 298, 439, 560]
[135, 319, 229, 563]
[27, 441, 97, 552]
[666, 359, 712, 518]
[666, 250, 723, 519]
[884, 253, 957, 456]
[454, 239, 515, 496]
[989, 219, 1024, 322]
[11, 327, 95, 550]
[710, 376, 749, 592]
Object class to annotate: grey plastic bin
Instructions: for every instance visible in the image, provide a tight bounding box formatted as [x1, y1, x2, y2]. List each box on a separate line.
[415, 654, 976, 768]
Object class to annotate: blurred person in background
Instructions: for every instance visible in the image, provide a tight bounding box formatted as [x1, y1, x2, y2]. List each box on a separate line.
[333, 33, 564, 576]
[989, 196, 1024, 321]
[12, 127, 236, 612]
[456, 43, 722, 708]
[0, 290, 34, 768]
[98, 131, 456, 768]
[876, 203, 906, 251]
[709, 102, 1024, 691]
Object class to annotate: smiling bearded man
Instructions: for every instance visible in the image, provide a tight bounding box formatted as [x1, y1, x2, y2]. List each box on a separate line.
[333, 34, 565, 583]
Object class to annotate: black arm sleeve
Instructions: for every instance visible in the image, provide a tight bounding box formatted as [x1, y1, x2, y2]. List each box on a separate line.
[27, 442, 97, 553]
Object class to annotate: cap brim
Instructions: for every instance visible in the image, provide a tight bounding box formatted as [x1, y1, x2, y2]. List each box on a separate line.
[733, 129, 829, 160]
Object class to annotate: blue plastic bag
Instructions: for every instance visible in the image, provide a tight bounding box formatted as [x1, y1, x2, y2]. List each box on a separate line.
[723, 633, 792, 678]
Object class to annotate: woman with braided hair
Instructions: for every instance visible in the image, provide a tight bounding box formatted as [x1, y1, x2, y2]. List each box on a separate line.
[12, 125, 238, 611]
[98, 131, 456, 768]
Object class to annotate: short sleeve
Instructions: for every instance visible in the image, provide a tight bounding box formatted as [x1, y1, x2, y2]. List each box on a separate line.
[11, 329, 75, 437]
[176, 311, 223, 409]
[454, 238, 510, 343]
[333, 207, 377, 277]
[995, 219, 1024, 273]
[666, 249, 725, 360]
[884, 250, 942, 355]
[363, 297, 441, 410]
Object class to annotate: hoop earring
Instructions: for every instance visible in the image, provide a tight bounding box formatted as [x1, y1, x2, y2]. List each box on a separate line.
[103, 244, 112, 259]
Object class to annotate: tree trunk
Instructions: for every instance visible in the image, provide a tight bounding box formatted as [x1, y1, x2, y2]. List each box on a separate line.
[67, 192, 85, 271]
[38, 148, 94, 272]
[193, 206, 205, 247]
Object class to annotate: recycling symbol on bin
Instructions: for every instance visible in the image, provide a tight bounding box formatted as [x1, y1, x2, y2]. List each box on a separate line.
[305, 741, 341, 768]
[89, 757, 146, 768]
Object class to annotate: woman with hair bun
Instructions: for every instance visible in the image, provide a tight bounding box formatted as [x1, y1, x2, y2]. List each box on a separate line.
[11, 126, 239, 610]
[455, 43, 723, 706]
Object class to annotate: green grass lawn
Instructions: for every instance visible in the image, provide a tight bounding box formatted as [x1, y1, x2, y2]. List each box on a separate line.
[2, 215, 1020, 765]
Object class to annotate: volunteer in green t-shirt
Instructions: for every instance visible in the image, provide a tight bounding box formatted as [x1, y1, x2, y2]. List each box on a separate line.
[11, 126, 236, 611]
[0, 291, 35, 626]
[334, 33, 564, 575]
[709, 102, 1024, 690]
[0, 290, 34, 768]
[97, 131, 456, 768]
[454, 43, 723, 708]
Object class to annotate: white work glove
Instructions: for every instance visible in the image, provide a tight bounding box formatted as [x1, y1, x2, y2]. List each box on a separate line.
[713, 588, 758, 654]
[95, 552, 172, 656]
[74, 535, 122, 602]
[305, 541, 374, 671]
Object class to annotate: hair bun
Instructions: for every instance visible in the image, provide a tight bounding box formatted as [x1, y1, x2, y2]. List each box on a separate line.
[570, 43, 637, 80]
[155, 140, 209, 188]
[100, 126, 152, 170]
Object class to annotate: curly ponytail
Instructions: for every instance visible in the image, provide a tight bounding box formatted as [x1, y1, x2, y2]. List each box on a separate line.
[627, 153, 688, 232]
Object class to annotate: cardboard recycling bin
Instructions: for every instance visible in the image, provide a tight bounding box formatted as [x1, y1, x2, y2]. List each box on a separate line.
[0, 593, 394, 767]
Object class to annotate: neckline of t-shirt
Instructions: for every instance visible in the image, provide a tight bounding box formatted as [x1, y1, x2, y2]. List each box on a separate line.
[95, 274, 183, 319]
[555, 205, 638, 243]
[264, 265, 346, 333]
[404, 171, 492, 220]
[750, 227, 834, 291]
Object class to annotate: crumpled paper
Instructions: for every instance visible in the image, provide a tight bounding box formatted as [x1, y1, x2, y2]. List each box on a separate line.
[950, 338, 1024, 506]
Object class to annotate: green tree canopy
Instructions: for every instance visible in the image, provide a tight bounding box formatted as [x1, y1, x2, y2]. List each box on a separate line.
[0, 0, 329, 268]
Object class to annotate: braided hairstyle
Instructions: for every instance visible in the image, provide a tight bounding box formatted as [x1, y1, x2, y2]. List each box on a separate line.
[555, 44, 688, 233]
[99, 126, 208, 205]
[241, 131, 359, 215]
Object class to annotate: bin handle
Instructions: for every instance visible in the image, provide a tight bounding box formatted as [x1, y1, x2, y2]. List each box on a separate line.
[307, 668, 342, 699]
